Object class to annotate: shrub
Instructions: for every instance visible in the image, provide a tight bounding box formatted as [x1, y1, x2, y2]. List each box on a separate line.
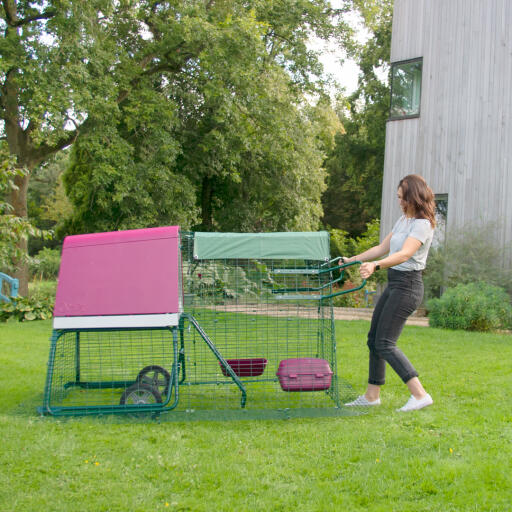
[329, 219, 385, 307]
[30, 247, 61, 280]
[427, 282, 512, 331]
[0, 294, 54, 322]
[29, 279, 57, 300]
[423, 222, 512, 302]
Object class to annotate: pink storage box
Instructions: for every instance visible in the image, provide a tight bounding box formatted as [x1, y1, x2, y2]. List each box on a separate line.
[276, 358, 333, 392]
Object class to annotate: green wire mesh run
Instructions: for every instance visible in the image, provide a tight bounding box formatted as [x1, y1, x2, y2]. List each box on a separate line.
[41, 328, 179, 416]
[40, 232, 360, 420]
[176, 233, 356, 418]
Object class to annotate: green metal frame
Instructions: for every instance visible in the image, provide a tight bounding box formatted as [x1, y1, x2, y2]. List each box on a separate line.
[39, 326, 180, 417]
[272, 261, 366, 300]
[39, 314, 253, 416]
[40, 237, 368, 419]
[180, 314, 247, 408]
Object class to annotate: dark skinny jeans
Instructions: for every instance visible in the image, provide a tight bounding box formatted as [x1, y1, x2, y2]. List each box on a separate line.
[367, 268, 424, 385]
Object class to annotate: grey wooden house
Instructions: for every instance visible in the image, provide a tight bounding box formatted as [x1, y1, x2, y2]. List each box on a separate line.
[382, 0, 512, 263]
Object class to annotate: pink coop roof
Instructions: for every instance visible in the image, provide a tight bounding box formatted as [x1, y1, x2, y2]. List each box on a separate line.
[54, 226, 181, 318]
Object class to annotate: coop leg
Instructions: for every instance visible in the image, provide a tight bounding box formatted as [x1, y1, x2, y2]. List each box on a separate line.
[178, 320, 186, 384]
[164, 326, 180, 410]
[40, 330, 64, 415]
[74, 331, 81, 385]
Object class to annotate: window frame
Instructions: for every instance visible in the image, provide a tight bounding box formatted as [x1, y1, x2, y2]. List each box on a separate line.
[388, 57, 423, 121]
[432, 193, 448, 249]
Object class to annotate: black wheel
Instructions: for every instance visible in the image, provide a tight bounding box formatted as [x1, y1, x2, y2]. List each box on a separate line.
[136, 365, 171, 397]
[120, 382, 162, 406]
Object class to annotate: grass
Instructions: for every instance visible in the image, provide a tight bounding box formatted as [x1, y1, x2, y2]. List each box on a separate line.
[0, 318, 511, 511]
[28, 279, 57, 299]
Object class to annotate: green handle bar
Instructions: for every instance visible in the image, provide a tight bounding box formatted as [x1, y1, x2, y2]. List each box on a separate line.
[272, 260, 367, 300]
[317, 260, 367, 301]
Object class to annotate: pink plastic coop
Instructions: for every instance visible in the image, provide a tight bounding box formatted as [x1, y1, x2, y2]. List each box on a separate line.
[276, 358, 333, 392]
[53, 226, 182, 329]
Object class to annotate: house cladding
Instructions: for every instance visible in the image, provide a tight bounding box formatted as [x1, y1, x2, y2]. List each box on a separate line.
[382, 0, 512, 264]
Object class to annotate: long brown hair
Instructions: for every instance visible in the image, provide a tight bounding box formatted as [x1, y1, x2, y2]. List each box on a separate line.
[398, 174, 436, 228]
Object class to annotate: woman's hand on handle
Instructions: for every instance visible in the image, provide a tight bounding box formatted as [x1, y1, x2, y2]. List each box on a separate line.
[339, 256, 355, 266]
[360, 262, 377, 279]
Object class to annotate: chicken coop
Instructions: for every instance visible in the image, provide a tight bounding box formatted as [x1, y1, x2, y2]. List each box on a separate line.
[40, 227, 365, 420]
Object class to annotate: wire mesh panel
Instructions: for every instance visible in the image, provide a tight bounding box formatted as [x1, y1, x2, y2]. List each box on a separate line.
[176, 232, 353, 418]
[42, 328, 178, 416]
[41, 229, 360, 420]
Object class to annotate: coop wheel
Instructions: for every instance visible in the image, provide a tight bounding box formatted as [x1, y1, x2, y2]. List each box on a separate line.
[120, 382, 162, 406]
[136, 365, 171, 397]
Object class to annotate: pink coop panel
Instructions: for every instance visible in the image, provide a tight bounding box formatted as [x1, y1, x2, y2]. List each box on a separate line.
[54, 226, 181, 317]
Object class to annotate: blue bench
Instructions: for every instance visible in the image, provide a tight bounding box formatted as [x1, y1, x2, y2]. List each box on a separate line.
[364, 288, 376, 307]
[0, 272, 19, 302]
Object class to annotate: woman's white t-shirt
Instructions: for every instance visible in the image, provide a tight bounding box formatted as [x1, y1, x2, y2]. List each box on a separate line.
[390, 216, 434, 271]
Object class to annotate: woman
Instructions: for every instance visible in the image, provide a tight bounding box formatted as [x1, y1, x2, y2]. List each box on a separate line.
[344, 174, 436, 412]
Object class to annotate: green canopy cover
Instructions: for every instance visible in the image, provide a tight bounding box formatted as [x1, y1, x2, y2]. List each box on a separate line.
[193, 231, 330, 261]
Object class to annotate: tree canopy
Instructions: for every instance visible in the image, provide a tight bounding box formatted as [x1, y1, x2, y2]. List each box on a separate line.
[1, 0, 350, 293]
[322, 0, 392, 236]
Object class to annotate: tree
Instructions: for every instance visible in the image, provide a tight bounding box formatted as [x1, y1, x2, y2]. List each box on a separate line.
[0, 150, 49, 274]
[1, 0, 349, 294]
[27, 150, 71, 254]
[61, 1, 348, 233]
[322, 0, 392, 236]
[169, 55, 341, 232]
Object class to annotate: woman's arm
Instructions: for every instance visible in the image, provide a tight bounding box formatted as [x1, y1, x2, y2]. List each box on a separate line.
[359, 236, 422, 279]
[342, 232, 393, 264]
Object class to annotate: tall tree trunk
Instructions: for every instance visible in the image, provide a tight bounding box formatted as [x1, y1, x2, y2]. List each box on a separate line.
[8, 170, 31, 296]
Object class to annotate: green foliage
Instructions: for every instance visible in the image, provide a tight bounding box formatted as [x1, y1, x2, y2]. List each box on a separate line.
[60, 3, 344, 234]
[29, 279, 57, 300]
[423, 222, 512, 301]
[322, 0, 393, 236]
[329, 219, 380, 259]
[0, 152, 52, 273]
[329, 219, 384, 306]
[61, 107, 198, 233]
[29, 248, 61, 280]
[427, 282, 512, 332]
[421, 245, 446, 301]
[27, 151, 72, 253]
[0, 276, 56, 322]
[0, 294, 54, 322]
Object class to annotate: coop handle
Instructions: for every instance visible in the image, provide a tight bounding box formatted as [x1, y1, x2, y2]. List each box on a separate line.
[317, 260, 367, 300]
[288, 373, 328, 378]
[317, 259, 362, 275]
[272, 260, 367, 301]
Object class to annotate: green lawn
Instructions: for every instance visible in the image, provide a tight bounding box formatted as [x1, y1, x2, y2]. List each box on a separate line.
[0, 319, 510, 511]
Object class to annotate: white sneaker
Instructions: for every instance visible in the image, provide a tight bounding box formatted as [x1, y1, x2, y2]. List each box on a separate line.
[345, 395, 381, 407]
[397, 393, 433, 412]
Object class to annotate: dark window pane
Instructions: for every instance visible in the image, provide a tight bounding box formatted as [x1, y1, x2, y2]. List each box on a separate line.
[390, 59, 422, 118]
[433, 194, 448, 248]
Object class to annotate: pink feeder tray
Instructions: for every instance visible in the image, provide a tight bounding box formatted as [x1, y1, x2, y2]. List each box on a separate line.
[276, 358, 333, 392]
[220, 358, 268, 377]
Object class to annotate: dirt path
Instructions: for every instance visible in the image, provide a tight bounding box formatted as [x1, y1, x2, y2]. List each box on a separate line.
[332, 307, 429, 326]
[202, 304, 429, 327]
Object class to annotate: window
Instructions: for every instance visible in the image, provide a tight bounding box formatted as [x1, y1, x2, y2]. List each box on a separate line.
[432, 194, 448, 248]
[389, 58, 423, 119]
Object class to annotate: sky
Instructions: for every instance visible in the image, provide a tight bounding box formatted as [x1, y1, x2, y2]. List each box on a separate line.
[310, 5, 371, 96]
[315, 41, 361, 94]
